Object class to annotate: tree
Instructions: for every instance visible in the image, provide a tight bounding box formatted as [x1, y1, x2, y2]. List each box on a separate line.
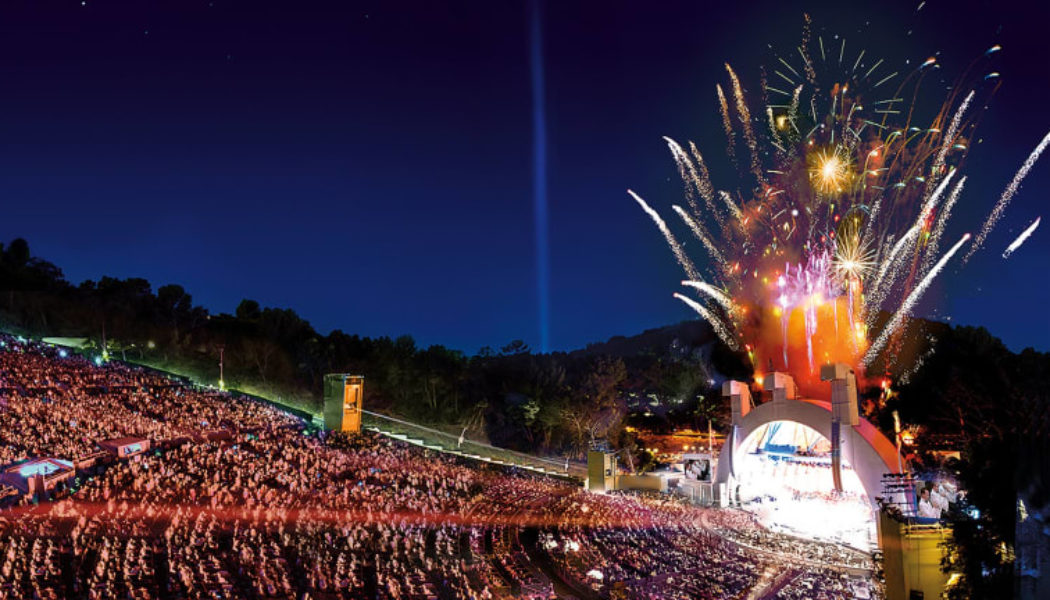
[500, 340, 530, 356]
[4, 238, 30, 268]
[891, 326, 1050, 600]
[237, 336, 286, 386]
[236, 299, 262, 321]
[561, 357, 628, 456]
[419, 345, 466, 419]
[94, 277, 153, 339]
[581, 356, 626, 407]
[157, 284, 193, 344]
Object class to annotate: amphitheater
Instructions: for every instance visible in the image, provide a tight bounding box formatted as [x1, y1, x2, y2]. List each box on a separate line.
[0, 334, 879, 599]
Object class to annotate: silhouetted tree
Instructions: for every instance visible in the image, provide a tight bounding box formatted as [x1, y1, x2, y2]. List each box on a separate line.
[236, 299, 262, 321]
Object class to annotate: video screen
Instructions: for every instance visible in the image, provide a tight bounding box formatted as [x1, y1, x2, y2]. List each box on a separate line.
[683, 456, 711, 482]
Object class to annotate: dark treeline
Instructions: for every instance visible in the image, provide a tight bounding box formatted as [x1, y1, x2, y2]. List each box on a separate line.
[0, 238, 744, 461]
[882, 325, 1050, 599]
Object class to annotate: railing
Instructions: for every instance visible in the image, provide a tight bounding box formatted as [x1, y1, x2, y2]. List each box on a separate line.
[360, 410, 586, 480]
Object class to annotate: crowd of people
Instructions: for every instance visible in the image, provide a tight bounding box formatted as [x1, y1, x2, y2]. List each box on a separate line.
[0, 338, 286, 466]
[702, 509, 873, 570]
[917, 480, 957, 519]
[770, 567, 871, 600]
[0, 335, 877, 599]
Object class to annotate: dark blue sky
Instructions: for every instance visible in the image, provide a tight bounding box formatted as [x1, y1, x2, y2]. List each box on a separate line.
[1, 0, 1048, 354]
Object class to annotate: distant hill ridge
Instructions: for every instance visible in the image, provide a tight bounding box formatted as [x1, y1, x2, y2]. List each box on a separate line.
[571, 320, 716, 358]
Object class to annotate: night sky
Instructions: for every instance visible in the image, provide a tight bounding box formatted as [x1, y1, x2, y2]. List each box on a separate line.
[1, 0, 1048, 354]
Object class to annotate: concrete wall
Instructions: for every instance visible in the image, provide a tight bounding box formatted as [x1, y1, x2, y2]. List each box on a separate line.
[880, 512, 950, 600]
[617, 474, 667, 493]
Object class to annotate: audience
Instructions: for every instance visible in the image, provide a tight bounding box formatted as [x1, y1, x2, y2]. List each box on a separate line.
[0, 335, 877, 599]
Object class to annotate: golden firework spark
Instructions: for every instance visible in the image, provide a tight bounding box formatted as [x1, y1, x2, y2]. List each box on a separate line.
[833, 214, 876, 283]
[809, 146, 850, 195]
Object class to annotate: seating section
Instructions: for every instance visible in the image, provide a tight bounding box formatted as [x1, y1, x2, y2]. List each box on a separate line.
[0, 335, 876, 599]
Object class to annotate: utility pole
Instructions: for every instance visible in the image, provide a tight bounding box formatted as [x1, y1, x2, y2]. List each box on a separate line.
[893, 410, 903, 474]
[219, 346, 225, 390]
[708, 420, 713, 455]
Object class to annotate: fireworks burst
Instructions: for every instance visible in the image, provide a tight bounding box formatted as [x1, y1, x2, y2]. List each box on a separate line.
[809, 146, 851, 195]
[832, 220, 876, 284]
[631, 20, 1049, 385]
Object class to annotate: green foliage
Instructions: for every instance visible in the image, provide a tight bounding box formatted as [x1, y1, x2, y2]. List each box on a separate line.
[889, 325, 1050, 600]
[236, 299, 262, 321]
[0, 238, 724, 461]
